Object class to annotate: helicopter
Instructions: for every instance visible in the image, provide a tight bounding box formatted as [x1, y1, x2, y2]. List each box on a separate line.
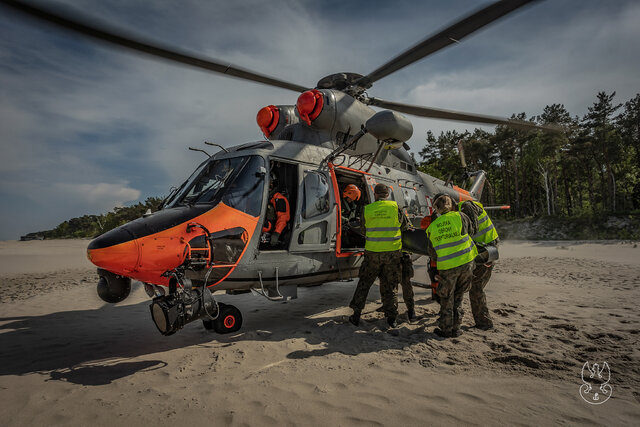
[2, 0, 559, 336]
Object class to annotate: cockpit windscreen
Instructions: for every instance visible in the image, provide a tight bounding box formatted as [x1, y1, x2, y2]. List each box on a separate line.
[167, 156, 265, 216]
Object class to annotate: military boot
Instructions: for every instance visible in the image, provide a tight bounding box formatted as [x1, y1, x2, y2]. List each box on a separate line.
[387, 317, 397, 328]
[348, 311, 361, 326]
[475, 321, 493, 331]
[407, 308, 416, 321]
[433, 328, 452, 338]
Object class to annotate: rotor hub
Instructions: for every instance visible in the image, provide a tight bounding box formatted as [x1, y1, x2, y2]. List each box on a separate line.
[316, 72, 370, 97]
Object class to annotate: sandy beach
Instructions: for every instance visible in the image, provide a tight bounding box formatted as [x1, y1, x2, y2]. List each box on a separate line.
[0, 239, 638, 426]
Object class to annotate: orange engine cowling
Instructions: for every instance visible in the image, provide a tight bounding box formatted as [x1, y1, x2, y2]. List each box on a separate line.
[256, 104, 299, 139]
[296, 89, 324, 125]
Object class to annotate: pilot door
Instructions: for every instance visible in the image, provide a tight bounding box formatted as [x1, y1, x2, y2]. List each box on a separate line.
[288, 168, 336, 253]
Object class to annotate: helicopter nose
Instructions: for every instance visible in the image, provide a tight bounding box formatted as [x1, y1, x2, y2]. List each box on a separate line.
[87, 227, 140, 273]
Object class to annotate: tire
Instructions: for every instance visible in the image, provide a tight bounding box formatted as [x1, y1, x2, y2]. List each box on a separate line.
[213, 304, 243, 334]
[202, 302, 225, 331]
[202, 319, 215, 330]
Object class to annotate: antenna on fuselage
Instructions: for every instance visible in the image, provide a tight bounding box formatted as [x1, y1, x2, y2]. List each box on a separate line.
[188, 147, 211, 157]
[204, 141, 229, 153]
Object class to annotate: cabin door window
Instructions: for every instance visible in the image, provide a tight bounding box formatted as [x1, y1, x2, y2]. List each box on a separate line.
[289, 169, 336, 253]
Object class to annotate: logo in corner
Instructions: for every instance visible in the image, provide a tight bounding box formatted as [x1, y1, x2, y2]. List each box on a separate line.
[579, 361, 612, 404]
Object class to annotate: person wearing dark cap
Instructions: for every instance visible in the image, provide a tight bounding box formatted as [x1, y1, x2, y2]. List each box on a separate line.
[426, 194, 477, 338]
[348, 183, 410, 328]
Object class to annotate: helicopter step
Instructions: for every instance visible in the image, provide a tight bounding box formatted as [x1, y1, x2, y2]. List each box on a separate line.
[252, 267, 298, 302]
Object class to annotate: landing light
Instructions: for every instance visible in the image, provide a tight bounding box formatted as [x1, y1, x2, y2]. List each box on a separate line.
[296, 89, 323, 125]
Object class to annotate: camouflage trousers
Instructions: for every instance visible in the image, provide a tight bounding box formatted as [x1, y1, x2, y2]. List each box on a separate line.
[400, 252, 415, 312]
[349, 250, 402, 319]
[470, 262, 494, 327]
[437, 262, 474, 334]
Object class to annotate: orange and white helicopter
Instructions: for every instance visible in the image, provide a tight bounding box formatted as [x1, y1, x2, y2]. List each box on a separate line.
[3, 0, 557, 335]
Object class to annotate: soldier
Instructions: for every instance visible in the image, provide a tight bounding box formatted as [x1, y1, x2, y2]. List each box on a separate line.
[348, 183, 410, 328]
[426, 194, 477, 338]
[459, 199, 499, 330]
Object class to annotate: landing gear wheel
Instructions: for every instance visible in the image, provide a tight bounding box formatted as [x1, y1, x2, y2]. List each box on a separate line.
[202, 319, 215, 330]
[202, 302, 226, 331]
[214, 304, 242, 334]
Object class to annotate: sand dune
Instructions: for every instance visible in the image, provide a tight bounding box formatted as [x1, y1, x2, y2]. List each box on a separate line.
[0, 240, 638, 426]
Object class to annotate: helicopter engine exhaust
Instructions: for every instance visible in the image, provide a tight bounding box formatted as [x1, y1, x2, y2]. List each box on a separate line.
[97, 268, 132, 303]
[149, 277, 218, 336]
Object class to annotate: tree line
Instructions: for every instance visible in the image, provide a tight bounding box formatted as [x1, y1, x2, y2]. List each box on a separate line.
[23, 197, 163, 240]
[416, 91, 640, 218]
[25, 90, 639, 239]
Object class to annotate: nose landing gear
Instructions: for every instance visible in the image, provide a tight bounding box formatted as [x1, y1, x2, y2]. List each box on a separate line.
[202, 302, 243, 334]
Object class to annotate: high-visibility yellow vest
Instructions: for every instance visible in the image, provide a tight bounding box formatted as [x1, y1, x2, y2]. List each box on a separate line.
[458, 200, 499, 244]
[426, 211, 477, 270]
[364, 200, 402, 252]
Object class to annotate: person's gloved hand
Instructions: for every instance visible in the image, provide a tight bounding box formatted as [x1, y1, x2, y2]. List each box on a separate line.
[270, 232, 280, 246]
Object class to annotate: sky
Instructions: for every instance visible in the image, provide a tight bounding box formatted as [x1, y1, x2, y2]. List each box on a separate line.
[0, 0, 638, 240]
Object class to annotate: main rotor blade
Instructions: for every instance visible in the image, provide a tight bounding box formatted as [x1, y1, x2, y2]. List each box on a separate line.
[358, 0, 539, 87]
[1, 0, 308, 93]
[367, 98, 562, 133]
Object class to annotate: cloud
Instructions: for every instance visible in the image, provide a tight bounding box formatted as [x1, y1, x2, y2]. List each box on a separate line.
[0, 0, 638, 239]
[0, 178, 141, 239]
[53, 182, 141, 208]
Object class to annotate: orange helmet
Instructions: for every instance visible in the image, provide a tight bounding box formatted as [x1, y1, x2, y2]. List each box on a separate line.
[342, 184, 361, 201]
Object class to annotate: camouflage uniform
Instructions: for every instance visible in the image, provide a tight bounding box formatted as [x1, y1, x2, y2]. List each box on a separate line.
[436, 262, 474, 333]
[349, 250, 402, 319]
[400, 252, 415, 313]
[460, 201, 496, 329]
[470, 260, 494, 328]
[427, 209, 476, 336]
[349, 208, 410, 321]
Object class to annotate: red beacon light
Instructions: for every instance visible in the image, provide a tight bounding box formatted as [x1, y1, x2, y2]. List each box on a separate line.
[257, 105, 280, 138]
[296, 89, 324, 125]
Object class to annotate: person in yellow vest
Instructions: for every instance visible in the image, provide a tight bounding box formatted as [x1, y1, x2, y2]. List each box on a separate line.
[426, 194, 478, 338]
[348, 183, 410, 328]
[459, 200, 499, 330]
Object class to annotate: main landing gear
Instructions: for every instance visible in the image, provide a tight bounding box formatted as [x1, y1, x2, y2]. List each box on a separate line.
[202, 302, 243, 334]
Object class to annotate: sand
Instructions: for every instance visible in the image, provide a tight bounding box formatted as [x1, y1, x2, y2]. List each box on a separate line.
[0, 239, 638, 426]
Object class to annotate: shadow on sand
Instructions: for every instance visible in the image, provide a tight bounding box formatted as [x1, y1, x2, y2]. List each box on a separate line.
[0, 282, 440, 385]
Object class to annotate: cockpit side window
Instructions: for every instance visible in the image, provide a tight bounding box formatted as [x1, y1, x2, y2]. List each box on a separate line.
[221, 156, 265, 216]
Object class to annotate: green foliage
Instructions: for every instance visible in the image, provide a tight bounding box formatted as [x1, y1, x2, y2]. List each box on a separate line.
[24, 197, 163, 239]
[416, 91, 640, 221]
[494, 214, 640, 240]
